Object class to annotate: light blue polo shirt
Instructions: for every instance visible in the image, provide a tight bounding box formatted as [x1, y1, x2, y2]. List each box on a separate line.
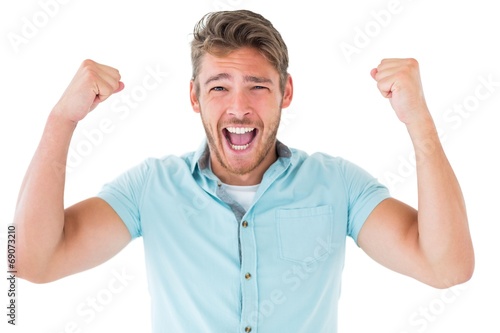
[97, 141, 390, 333]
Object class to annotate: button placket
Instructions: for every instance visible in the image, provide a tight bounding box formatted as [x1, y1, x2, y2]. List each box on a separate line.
[240, 215, 258, 332]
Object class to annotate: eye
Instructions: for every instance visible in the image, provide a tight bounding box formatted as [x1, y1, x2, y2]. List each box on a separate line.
[252, 86, 268, 90]
[210, 86, 226, 92]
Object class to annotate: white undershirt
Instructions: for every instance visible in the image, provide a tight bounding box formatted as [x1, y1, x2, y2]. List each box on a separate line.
[222, 183, 260, 211]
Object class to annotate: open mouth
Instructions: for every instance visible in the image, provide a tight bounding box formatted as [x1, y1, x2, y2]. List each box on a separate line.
[223, 127, 257, 151]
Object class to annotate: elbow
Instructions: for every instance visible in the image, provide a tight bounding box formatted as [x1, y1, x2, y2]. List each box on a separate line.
[432, 269, 474, 290]
[458, 255, 475, 285]
[14, 256, 60, 284]
[10, 237, 64, 284]
[16, 266, 54, 284]
[429, 255, 475, 289]
[17, 272, 56, 284]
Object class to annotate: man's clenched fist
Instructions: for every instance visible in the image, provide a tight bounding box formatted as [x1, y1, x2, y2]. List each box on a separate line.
[54, 59, 124, 123]
[370, 58, 429, 127]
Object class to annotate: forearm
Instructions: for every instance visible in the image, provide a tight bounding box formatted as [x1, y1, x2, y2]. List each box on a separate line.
[14, 109, 77, 281]
[409, 109, 474, 285]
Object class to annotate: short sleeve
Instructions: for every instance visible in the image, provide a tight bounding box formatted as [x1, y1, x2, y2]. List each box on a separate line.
[340, 158, 391, 245]
[97, 160, 151, 239]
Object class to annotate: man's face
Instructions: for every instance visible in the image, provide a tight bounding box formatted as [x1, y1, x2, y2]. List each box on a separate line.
[190, 47, 293, 185]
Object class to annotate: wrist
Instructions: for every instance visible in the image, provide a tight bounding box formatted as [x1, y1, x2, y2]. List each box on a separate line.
[48, 106, 79, 130]
[405, 108, 436, 140]
[404, 110, 444, 160]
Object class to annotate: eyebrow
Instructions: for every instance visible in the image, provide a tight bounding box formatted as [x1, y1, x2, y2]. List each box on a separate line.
[204, 73, 232, 85]
[204, 73, 273, 85]
[244, 75, 273, 85]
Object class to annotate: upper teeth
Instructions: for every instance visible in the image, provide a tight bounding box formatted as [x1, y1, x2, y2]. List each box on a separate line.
[226, 127, 255, 134]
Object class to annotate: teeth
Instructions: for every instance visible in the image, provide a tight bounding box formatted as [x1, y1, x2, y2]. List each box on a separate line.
[226, 127, 255, 134]
[231, 143, 250, 150]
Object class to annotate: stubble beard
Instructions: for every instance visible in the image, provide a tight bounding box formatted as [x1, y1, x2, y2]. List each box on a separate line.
[200, 109, 281, 176]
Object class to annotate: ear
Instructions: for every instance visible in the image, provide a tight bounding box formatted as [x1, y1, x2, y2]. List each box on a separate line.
[281, 74, 293, 109]
[190, 80, 200, 113]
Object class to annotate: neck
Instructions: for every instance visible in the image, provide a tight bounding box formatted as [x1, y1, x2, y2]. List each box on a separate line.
[211, 145, 278, 186]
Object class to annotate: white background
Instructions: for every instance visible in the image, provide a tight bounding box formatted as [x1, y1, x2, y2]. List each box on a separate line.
[1, 0, 499, 332]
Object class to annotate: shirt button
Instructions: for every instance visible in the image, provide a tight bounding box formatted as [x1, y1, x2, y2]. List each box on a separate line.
[245, 326, 252, 332]
[245, 272, 252, 280]
[242, 221, 248, 228]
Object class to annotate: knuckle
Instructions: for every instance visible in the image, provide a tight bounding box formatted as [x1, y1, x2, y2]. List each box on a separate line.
[406, 58, 419, 68]
[81, 59, 96, 68]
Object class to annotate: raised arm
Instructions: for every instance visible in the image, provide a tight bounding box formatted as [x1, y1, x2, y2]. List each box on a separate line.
[14, 60, 131, 283]
[358, 58, 474, 288]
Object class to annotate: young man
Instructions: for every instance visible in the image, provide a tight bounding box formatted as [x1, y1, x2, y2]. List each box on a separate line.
[14, 9, 474, 333]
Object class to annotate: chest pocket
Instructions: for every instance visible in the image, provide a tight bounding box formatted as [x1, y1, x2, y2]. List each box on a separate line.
[276, 205, 339, 265]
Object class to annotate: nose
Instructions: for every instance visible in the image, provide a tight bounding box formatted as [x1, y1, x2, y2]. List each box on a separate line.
[226, 90, 251, 119]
